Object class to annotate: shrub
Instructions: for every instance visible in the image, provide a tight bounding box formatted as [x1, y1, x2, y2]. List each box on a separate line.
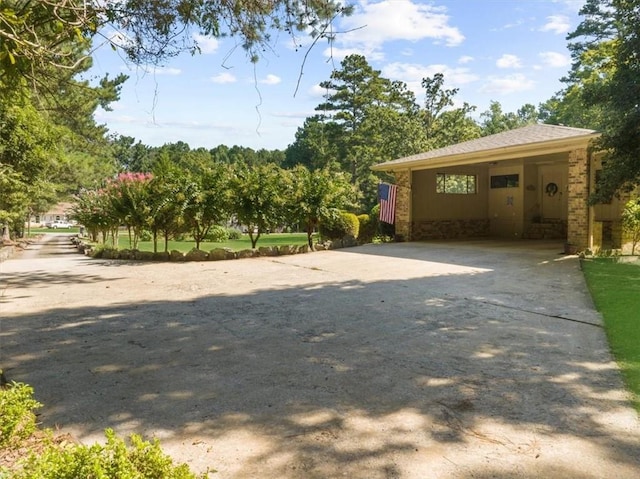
[204, 225, 228, 243]
[89, 244, 119, 259]
[0, 381, 210, 478]
[319, 211, 359, 241]
[370, 204, 395, 239]
[226, 228, 242, 240]
[0, 381, 42, 447]
[12, 429, 206, 479]
[357, 214, 376, 244]
[139, 230, 153, 241]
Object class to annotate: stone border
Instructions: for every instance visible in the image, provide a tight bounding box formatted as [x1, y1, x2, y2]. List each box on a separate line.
[71, 236, 359, 262]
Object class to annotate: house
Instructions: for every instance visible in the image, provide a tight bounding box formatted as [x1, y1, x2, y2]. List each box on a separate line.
[371, 124, 634, 254]
[27, 202, 74, 227]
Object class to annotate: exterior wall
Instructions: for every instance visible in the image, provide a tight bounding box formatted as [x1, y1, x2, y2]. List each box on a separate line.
[523, 163, 539, 225]
[410, 166, 489, 240]
[412, 219, 490, 239]
[393, 170, 412, 241]
[567, 148, 590, 250]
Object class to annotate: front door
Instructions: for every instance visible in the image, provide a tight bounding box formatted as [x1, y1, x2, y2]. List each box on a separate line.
[540, 166, 566, 220]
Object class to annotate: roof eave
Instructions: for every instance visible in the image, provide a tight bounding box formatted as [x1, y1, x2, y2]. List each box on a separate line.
[371, 133, 600, 172]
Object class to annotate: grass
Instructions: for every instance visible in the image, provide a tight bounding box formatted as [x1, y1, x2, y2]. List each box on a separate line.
[28, 227, 80, 234]
[109, 232, 312, 253]
[28, 228, 315, 252]
[582, 258, 640, 412]
[125, 232, 312, 252]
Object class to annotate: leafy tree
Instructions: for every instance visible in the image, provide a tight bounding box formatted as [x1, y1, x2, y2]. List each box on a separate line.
[434, 103, 482, 146]
[71, 188, 115, 243]
[289, 165, 355, 248]
[230, 162, 290, 248]
[284, 115, 343, 170]
[110, 135, 152, 172]
[184, 164, 231, 249]
[480, 101, 539, 135]
[1, 0, 351, 89]
[147, 159, 197, 253]
[421, 73, 457, 141]
[106, 172, 154, 250]
[566, 0, 640, 200]
[316, 54, 418, 180]
[0, 99, 63, 237]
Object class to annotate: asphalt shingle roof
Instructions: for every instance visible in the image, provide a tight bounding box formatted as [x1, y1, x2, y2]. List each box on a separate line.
[375, 123, 598, 169]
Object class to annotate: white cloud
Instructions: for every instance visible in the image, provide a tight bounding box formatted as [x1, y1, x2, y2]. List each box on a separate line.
[210, 72, 237, 84]
[329, 0, 464, 60]
[382, 62, 478, 97]
[479, 74, 535, 94]
[540, 15, 571, 34]
[192, 34, 219, 54]
[323, 45, 385, 62]
[309, 84, 332, 98]
[496, 54, 523, 69]
[130, 65, 181, 76]
[458, 55, 474, 64]
[539, 51, 571, 68]
[259, 74, 282, 85]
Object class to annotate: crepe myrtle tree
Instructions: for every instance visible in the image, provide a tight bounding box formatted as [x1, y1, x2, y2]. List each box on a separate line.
[289, 165, 355, 248]
[105, 172, 153, 250]
[230, 162, 292, 249]
[183, 163, 232, 250]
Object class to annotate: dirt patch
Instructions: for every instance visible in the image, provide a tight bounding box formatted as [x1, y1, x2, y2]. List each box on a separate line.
[1, 235, 639, 478]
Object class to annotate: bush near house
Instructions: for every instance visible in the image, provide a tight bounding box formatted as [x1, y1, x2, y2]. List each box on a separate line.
[319, 211, 359, 242]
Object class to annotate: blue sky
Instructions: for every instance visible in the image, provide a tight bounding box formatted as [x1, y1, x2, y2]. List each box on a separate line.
[90, 0, 584, 151]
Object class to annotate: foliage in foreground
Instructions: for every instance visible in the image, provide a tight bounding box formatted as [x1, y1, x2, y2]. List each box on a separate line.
[582, 259, 640, 412]
[0, 381, 41, 447]
[0, 381, 208, 478]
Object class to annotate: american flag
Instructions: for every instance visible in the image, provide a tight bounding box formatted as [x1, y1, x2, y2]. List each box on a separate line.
[378, 182, 397, 224]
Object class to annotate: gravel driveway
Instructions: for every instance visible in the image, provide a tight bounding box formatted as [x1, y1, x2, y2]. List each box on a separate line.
[1, 235, 639, 478]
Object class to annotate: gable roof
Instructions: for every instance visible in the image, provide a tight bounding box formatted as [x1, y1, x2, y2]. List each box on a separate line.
[372, 124, 599, 171]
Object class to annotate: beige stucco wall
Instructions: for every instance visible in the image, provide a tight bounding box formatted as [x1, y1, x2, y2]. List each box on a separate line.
[412, 166, 488, 220]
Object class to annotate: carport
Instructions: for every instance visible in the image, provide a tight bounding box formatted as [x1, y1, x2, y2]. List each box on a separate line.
[372, 124, 631, 252]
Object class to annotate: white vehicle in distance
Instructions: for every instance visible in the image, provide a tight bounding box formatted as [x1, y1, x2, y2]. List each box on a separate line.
[45, 219, 72, 229]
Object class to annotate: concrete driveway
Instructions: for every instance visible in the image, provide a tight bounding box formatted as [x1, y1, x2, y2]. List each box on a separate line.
[1, 235, 639, 478]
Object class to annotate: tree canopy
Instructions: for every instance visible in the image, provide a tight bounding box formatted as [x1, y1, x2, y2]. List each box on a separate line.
[564, 0, 640, 201]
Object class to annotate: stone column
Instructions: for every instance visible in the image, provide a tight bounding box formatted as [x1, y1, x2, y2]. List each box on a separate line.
[393, 169, 411, 241]
[567, 148, 590, 251]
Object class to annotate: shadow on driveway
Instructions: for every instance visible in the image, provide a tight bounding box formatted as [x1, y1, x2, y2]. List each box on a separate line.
[1, 241, 639, 478]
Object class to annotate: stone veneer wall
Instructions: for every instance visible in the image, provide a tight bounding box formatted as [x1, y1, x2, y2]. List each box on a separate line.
[523, 219, 567, 239]
[393, 170, 412, 240]
[567, 148, 590, 250]
[412, 219, 490, 240]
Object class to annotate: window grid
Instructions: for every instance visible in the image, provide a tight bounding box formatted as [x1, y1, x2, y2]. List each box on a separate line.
[436, 173, 477, 194]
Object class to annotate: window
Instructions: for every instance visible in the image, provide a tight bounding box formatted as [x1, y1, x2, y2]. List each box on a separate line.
[490, 174, 519, 188]
[436, 173, 477, 194]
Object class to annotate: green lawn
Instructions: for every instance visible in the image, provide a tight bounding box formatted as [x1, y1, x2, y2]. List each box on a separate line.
[582, 258, 640, 412]
[29, 227, 80, 234]
[115, 232, 312, 252]
[29, 229, 314, 252]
